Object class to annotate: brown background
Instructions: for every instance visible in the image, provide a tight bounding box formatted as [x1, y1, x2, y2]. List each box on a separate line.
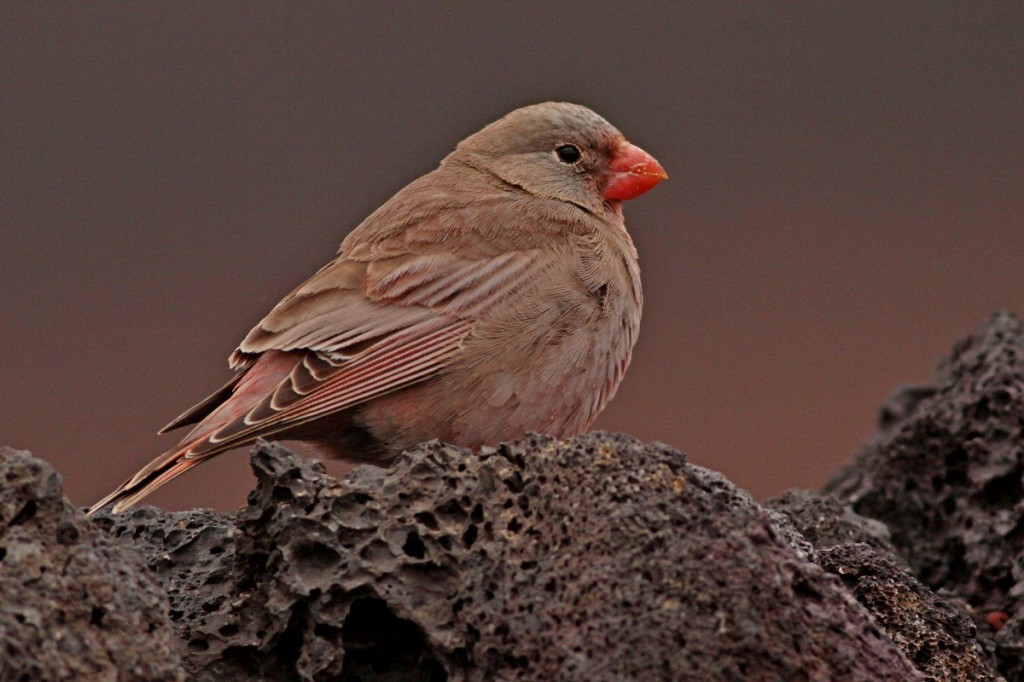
[2, 3, 1022, 512]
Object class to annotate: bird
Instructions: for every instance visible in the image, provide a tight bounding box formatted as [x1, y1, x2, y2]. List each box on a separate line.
[88, 102, 667, 515]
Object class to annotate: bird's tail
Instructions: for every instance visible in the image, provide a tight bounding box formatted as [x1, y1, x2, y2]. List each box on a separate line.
[87, 351, 310, 515]
[86, 445, 207, 516]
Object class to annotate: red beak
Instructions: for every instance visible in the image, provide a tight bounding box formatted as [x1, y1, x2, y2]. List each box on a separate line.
[603, 142, 668, 201]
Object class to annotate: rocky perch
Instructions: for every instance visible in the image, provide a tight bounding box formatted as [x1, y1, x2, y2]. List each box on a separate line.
[3, 312, 1023, 681]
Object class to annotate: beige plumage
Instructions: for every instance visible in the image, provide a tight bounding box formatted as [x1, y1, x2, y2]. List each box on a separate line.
[89, 102, 666, 514]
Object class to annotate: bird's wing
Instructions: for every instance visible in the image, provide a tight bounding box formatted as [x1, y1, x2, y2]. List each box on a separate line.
[89, 206, 557, 515]
[185, 241, 550, 450]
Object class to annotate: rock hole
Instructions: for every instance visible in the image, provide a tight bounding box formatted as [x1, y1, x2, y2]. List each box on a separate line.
[89, 606, 105, 627]
[403, 531, 426, 559]
[1004, 514, 1024, 543]
[504, 653, 529, 669]
[945, 540, 969, 584]
[269, 606, 307, 670]
[462, 524, 478, 549]
[313, 622, 341, 643]
[341, 491, 373, 506]
[979, 466, 1024, 507]
[944, 447, 969, 485]
[188, 638, 210, 652]
[791, 577, 823, 599]
[415, 512, 440, 531]
[974, 398, 991, 420]
[292, 540, 341, 572]
[10, 500, 37, 526]
[341, 597, 447, 681]
[55, 520, 80, 545]
[504, 471, 525, 493]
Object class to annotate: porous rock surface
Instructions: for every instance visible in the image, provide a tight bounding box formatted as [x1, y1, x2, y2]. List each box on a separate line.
[96, 436, 923, 681]
[828, 311, 1024, 679]
[816, 543, 996, 682]
[766, 489, 901, 563]
[766, 492, 999, 680]
[0, 448, 183, 682]
[5, 313, 1023, 680]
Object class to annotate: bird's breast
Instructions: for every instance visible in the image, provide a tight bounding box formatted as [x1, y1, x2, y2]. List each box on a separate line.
[444, 233, 640, 441]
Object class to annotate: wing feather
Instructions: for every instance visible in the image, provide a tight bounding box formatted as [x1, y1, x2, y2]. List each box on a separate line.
[187, 317, 472, 454]
[90, 186, 582, 514]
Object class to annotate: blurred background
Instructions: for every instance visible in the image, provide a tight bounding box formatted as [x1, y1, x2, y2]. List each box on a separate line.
[2, 2, 1022, 511]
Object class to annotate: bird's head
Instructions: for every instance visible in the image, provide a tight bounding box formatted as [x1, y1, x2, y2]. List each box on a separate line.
[451, 102, 667, 214]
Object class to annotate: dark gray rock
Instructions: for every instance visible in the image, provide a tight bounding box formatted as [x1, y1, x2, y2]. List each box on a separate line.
[0, 448, 184, 682]
[817, 543, 997, 682]
[768, 491, 1003, 681]
[827, 311, 1024, 679]
[14, 306, 1023, 682]
[92, 507, 240, 666]
[96, 435, 924, 681]
[767, 489, 902, 565]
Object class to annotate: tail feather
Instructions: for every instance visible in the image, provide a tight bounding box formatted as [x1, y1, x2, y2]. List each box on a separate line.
[86, 447, 207, 515]
[87, 352, 300, 515]
[158, 371, 245, 434]
[87, 316, 465, 514]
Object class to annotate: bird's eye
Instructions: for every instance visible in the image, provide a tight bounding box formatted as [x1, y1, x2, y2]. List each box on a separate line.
[554, 144, 582, 165]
